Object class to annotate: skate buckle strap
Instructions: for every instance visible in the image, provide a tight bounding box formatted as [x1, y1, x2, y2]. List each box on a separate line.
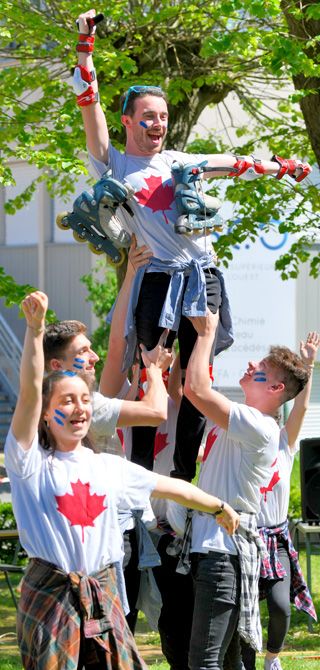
[76, 33, 95, 53]
[228, 155, 266, 178]
[271, 155, 312, 182]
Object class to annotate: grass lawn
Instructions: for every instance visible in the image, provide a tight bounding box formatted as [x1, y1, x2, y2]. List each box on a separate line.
[1, 548, 319, 670]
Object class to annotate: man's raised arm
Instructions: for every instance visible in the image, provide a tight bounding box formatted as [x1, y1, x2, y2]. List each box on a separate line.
[184, 312, 231, 430]
[75, 9, 109, 163]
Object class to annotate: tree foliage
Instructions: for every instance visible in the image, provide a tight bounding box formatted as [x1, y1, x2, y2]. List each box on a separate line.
[0, 0, 319, 305]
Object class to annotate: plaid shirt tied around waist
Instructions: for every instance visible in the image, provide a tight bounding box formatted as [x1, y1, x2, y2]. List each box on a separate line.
[17, 557, 147, 670]
[259, 519, 317, 621]
[231, 512, 267, 652]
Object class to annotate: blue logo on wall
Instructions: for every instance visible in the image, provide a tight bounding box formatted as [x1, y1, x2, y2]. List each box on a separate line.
[211, 219, 288, 251]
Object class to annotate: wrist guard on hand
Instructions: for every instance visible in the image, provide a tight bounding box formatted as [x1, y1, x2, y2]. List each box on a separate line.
[76, 33, 95, 54]
[271, 155, 312, 183]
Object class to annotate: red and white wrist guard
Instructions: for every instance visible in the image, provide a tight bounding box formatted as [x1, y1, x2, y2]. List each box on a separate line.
[77, 86, 100, 107]
[73, 65, 99, 107]
[271, 155, 311, 183]
[229, 156, 266, 180]
[76, 33, 95, 54]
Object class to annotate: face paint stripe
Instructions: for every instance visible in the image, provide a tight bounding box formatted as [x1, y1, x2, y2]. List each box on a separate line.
[54, 417, 64, 426]
[139, 121, 148, 128]
[55, 409, 66, 418]
[73, 364, 84, 370]
[74, 358, 85, 362]
[63, 370, 77, 377]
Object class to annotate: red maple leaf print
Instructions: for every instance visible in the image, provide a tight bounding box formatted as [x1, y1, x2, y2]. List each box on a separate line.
[117, 428, 125, 453]
[134, 175, 174, 224]
[55, 479, 107, 542]
[154, 431, 169, 458]
[203, 429, 218, 462]
[260, 470, 281, 502]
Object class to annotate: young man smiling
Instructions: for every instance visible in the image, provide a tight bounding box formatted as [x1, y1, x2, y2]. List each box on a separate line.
[74, 8, 311, 483]
[182, 311, 309, 670]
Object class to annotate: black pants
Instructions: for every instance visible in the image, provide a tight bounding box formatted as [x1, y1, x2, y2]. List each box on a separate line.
[240, 542, 292, 669]
[153, 534, 194, 670]
[131, 269, 222, 479]
[123, 528, 141, 634]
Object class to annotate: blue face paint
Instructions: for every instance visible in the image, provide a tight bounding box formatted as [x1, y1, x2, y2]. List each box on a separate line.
[62, 370, 77, 377]
[53, 409, 66, 426]
[55, 409, 66, 419]
[139, 121, 148, 128]
[73, 357, 85, 370]
[54, 416, 64, 426]
[253, 372, 267, 382]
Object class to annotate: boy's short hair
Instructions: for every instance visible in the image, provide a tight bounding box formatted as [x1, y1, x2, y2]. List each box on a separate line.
[266, 345, 309, 402]
[43, 320, 87, 372]
[120, 85, 167, 117]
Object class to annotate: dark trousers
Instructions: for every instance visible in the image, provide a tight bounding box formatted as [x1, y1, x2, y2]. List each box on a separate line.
[153, 534, 194, 670]
[241, 542, 291, 669]
[123, 528, 141, 634]
[131, 270, 221, 478]
[189, 552, 241, 670]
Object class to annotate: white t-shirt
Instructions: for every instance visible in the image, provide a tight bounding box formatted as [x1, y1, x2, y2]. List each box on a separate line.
[191, 403, 279, 555]
[257, 427, 298, 528]
[89, 145, 215, 263]
[152, 397, 179, 522]
[89, 390, 123, 456]
[4, 429, 158, 575]
[120, 397, 178, 523]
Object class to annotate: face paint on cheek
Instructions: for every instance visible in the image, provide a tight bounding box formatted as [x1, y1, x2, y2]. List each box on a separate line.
[139, 121, 149, 128]
[63, 370, 77, 377]
[253, 372, 267, 383]
[73, 357, 85, 370]
[53, 409, 67, 426]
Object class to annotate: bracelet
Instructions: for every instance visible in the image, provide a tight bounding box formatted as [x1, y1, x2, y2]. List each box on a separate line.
[27, 324, 45, 334]
[213, 500, 225, 517]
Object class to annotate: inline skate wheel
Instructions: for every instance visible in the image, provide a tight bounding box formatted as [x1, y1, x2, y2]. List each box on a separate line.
[56, 212, 70, 230]
[88, 242, 104, 255]
[107, 248, 126, 267]
[73, 231, 87, 243]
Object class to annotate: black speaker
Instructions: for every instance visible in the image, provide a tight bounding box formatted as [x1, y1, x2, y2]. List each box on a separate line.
[300, 438, 320, 523]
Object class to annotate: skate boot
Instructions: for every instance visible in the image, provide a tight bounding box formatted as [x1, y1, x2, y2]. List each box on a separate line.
[172, 161, 223, 235]
[56, 170, 135, 266]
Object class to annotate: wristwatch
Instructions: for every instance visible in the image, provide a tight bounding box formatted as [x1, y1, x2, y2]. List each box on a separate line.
[213, 501, 225, 517]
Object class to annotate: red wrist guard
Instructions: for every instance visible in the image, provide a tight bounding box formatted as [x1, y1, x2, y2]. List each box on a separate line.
[76, 33, 95, 54]
[271, 155, 312, 183]
[75, 64, 96, 84]
[77, 86, 99, 107]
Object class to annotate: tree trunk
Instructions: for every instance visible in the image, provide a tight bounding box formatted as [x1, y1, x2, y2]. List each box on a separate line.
[281, 0, 320, 167]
